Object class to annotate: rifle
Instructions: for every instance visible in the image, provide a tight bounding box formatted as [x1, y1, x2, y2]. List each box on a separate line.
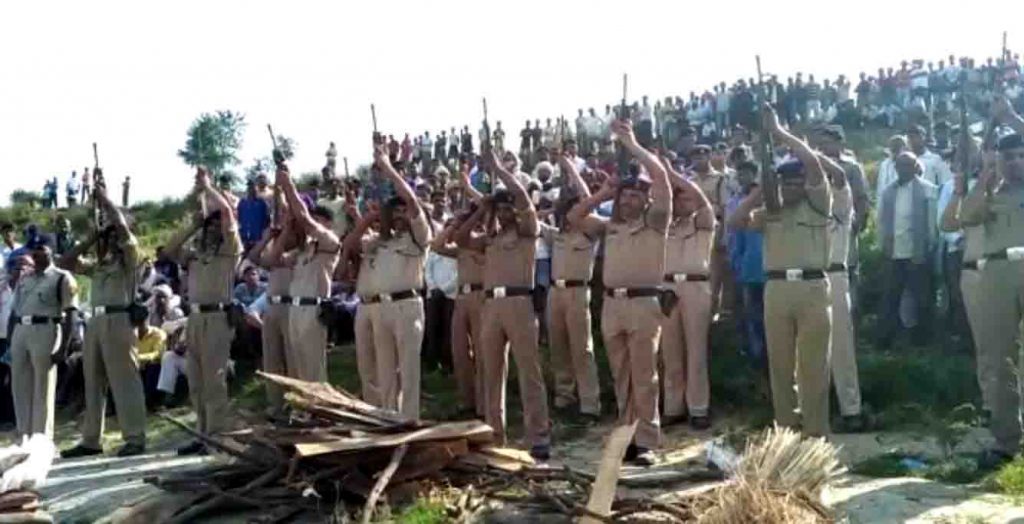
[958, 70, 972, 179]
[371, 104, 382, 145]
[343, 157, 350, 178]
[756, 55, 781, 213]
[982, 32, 1009, 151]
[268, 124, 285, 228]
[91, 142, 105, 247]
[481, 97, 495, 194]
[616, 73, 633, 181]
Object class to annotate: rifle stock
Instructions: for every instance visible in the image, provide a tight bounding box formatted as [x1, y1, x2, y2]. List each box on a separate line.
[616, 73, 632, 180]
[756, 56, 780, 213]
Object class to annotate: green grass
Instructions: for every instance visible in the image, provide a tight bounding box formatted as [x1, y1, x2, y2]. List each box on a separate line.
[993, 456, 1024, 496]
[392, 499, 448, 524]
[852, 452, 986, 485]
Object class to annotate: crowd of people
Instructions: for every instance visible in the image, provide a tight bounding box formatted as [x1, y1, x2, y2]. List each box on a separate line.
[2, 50, 1024, 469]
[37, 169, 130, 210]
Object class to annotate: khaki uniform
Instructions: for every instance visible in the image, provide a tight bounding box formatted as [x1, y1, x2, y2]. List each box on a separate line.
[363, 218, 430, 419]
[10, 265, 76, 438]
[481, 227, 550, 447]
[969, 185, 1024, 454]
[452, 248, 486, 415]
[960, 224, 990, 412]
[602, 205, 670, 449]
[759, 181, 833, 436]
[692, 171, 732, 315]
[828, 183, 861, 417]
[354, 250, 381, 406]
[542, 225, 601, 415]
[262, 262, 293, 412]
[184, 232, 241, 436]
[81, 237, 147, 448]
[660, 213, 714, 418]
[285, 231, 339, 383]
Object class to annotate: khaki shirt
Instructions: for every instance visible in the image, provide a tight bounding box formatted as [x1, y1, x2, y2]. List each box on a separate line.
[541, 224, 597, 282]
[456, 248, 485, 287]
[963, 225, 985, 263]
[88, 235, 140, 307]
[186, 230, 242, 304]
[357, 216, 430, 295]
[603, 207, 670, 289]
[664, 215, 714, 276]
[289, 241, 340, 299]
[829, 183, 853, 266]
[355, 241, 379, 299]
[759, 182, 832, 271]
[267, 266, 293, 296]
[692, 171, 728, 216]
[484, 228, 536, 289]
[13, 264, 77, 317]
[981, 185, 1024, 254]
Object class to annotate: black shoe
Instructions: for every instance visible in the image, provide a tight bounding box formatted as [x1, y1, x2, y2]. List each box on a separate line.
[530, 444, 551, 461]
[177, 440, 208, 456]
[689, 415, 711, 430]
[61, 444, 103, 459]
[632, 448, 656, 467]
[977, 449, 1014, 471]
[662, 414, 687, 427]
[117, 443, 146, 457]
[624, 443, 638, 462]
[838, 414, 866, 433]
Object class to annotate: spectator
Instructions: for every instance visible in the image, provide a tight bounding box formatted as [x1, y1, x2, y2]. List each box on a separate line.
[54, 215, 74, 256]
[805, 74, 822, 121]
[907, 125, 953, 187]
[877, 152, 937, 348]
[0, 255, 30, 427]
[147, 284, 185, 327]
[726, 162, 766, 367]
[130, 305, 168, 409]
[423, 226, 458, 371]
[0, 223, 19, 275]
[875, 135, 908, 203]
[153, 246, 182, 294]
[81, 168, 91, 206]
[238, 180, 271, 252]
[155, 316, 188, 405]
[233, 266, 266, 307]
[66, 172, 80, 207]
[122, 176, 131, 207]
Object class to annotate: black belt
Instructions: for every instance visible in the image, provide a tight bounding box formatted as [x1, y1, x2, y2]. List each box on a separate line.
[765, 269, 826, 281]
[92, 304, 132, 315]
[12, 316, 61, 326]
[827, 263, 848, 273]
[963, 260, 980, 271]
[663, 273, 709, 283]
[982, 248, 1024, 262]
[270, 295, 324, 306]
[458, 283, 484, 295]
[484, 286, 534, 299]
[363, 290, 419, 304]
[191, 303, 232, 313]
[552, 279, 588, 289]
[605, 287, 661, 299]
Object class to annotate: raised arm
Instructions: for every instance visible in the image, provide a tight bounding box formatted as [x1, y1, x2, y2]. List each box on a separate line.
[727, 186, 765, 231]
[277, 165, 340, 251]
[661, 155, 714, 228]
[762, 104, 826, 187]
[556, 153, 591, 199]
[960, 152, 997, 226]
[484, 149, 538, 236]
[196, 168, 237, 237]
[374, 145, 422, 220]
[612, 120, 671, 222]
[341, 209, 378, 259]
[248, 225, 281, 267]
[453, 199, 489, 253]
[429, 221, 460, 258]
[566, 177, 613, 238]
[994, 95, 1024, 135]
[458, 161, 484, 202]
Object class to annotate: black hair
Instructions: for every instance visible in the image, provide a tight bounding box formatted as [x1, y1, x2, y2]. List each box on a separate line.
[736, 161, 760, 175]
[0, 222, 12, 232]
[311, 205, 334, 222]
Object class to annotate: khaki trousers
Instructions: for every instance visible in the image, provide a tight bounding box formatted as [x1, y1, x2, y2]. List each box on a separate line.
[451, 292, 485, 415]
[547, 287, 601, 415]
[355, 304, 380, 406]
[828, 272, 862, 417]
[185, 312, 234, 435]
[765, 279, 832, 437]
[81, 313, 146, 447]
[660, 281, 712, 418]
[975, 259, 1024, 454]
[710, 244, 734, 315]
[261, 305, 291, 412]
[287, 306, 328, 383]
[10, 324, 60, 438]
[601, 296, 662, 449]
[480, 296, 550, 447]
[961, 269, 993, 413]
[373, 298, 424, 419]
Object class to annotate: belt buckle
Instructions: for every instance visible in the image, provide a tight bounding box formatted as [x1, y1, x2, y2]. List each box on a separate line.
[1008, 247, 1024, 261]
[379, 293, 393, 303]
[978, 258, 988, 271]
[20, 316, 32, 325]
[461, 284, 472, 294]
[785, 269, 804, 282]
[555, 279, 567, 288]
[612, 288, 628, 299]
[190, 304, 201, 314]
[95, 306, 107, 315]
[673, 273, 687, 284]
[492, 286, 507, 299]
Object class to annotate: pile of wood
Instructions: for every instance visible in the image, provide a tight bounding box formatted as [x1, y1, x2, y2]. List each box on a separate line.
[0, 491, 50, 523]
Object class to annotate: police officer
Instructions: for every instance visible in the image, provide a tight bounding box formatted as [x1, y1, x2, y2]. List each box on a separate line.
[62, 184, 148, 457]
[729, 105, 832, 437]
[431, 207, 487, 417]
[659, 157, 715, 430]
[275, 165, 341, 385]
[688, 144, 733, 319]
[961, 126, 1024, 468]
[567, 120, 672, 466]
[344, 203, 382, 407]
[542, 154, 601, 420]
[164, 168, 241, 455]
[9, 234, 76, 439]
[342, 149, 429, 418]
[455, 149, 551, 460]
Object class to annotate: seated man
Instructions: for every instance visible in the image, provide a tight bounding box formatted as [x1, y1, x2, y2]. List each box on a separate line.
[130, 306, 168, 410]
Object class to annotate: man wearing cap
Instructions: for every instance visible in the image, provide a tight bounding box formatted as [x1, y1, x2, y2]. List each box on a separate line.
[568, 119, 671, 466]
[729, 105, 832, 436]
[343, 147, 429, 418]
[8, 232, 76, 439]
[688, 144, 733, 319]
[962, 99, 1024, 468]
[274, 164, 341, 386]
[164, 167, 241, 455]
[540, 154, 602, 420]
[659, 156, 715, 430]
[455, 149, 550, 460]
[61, 184, 148, 457]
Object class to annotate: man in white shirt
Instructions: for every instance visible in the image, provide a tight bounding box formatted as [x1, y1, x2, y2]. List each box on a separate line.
[636, 96, 655, 146]
[424, 242, 458, 372]
[66, 172, 81, 207]
[0, 224, 20, 276]
[907, 125, 952, 193]
[875, 135, 909, 205]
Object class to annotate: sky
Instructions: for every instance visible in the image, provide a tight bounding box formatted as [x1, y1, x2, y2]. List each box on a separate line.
[0, 0, 1020, 205]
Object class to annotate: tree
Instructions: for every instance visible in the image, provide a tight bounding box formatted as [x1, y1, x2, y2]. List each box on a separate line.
[178, 110, 247, 176]
[10, 190, 42, 208]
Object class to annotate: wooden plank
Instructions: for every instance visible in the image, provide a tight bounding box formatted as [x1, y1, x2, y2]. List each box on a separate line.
[258, 372, 411, 426]
[580, 422, 637, 524]
[293, 421, 492, 458]
[390, 440, 467, 483]
[360, 444, 408, 524]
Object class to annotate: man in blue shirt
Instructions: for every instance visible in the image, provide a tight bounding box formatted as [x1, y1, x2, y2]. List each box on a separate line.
[237, 180, 270, 252]
[726, 161, 766, 367]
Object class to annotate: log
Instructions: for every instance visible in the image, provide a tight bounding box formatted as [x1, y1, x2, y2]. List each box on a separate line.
[164, 466, 284, 524]
[294, 421, 492, 458]
[157, 413, 281, 468]
[258, 372, 411, 427]
[360, 444, 408, 524]
[390, 440, 467, 483]
[579, 422, 637, 524]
